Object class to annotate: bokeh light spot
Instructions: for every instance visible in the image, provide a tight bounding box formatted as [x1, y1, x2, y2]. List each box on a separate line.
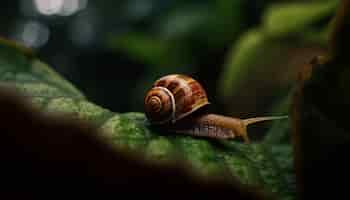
[34, 0, 64, 15]
[12, 20, 50, 48]
[34, 0, 88, 16]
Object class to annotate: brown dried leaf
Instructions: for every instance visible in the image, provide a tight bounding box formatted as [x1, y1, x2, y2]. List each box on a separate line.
[291, 1, 350, 199]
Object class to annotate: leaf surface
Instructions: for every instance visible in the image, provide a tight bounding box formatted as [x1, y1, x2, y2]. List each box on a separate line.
[0, 39, 295, 200]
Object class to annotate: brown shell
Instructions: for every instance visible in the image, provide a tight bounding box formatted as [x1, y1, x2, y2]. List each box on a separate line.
[144, 74, 209, 124]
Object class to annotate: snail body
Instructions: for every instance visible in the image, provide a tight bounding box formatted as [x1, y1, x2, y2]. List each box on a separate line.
[144, 74, 288, 143]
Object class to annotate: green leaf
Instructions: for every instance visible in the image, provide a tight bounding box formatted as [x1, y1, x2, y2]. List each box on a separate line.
[0, 39, 296, 200]
[263, 1, 340, 38]
[219, 30, 267, 98]
[218, 0, 338, 113]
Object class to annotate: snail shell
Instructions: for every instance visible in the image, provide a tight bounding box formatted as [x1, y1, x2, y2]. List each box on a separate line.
[144, 74, 209, 124]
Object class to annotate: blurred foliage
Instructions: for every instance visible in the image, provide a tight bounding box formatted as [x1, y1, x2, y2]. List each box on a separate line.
[104, 0, 263, 113]
[3, 0, 333, 118]
[0, 38, 295, 200]
[107, 0, 245, 66]
[101, 0, 340, 118]
[218, 0, 339, 116]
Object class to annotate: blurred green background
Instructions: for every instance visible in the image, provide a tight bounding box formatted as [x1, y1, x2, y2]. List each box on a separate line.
[0, 0, 339, 118]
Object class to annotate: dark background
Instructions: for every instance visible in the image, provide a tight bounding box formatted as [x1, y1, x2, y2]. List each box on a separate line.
[0, 0, 325, 116]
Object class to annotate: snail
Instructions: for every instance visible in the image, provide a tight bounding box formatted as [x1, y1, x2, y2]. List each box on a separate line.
[144, 74, 288, 143]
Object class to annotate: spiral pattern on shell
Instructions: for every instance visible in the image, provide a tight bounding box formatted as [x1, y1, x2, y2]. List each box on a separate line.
[144, 86, 175, 124]
[144, 74, 209, 124]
